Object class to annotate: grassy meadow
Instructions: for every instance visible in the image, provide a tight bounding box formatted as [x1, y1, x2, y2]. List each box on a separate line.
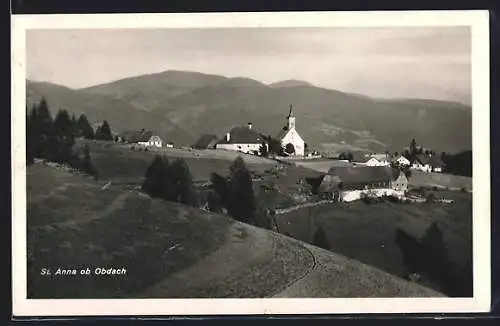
[27, 164, 233, 298]
[74, 139, 279, 183]
[275, 190, 472, 293]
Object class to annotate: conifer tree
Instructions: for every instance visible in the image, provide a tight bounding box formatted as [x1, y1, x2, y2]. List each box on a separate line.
[95, 120, 113, 141]
[170, 158, 198, 207]
[420, 222, 450, 279]
[313, 226, 330, 250]
[227, 157, 256, 223]
[53, 109, 75, 163]
[210, 172, 229, 208]
[207, 190, 223, 213]
[70, 113, 78, 136]
[34, 98, 56, 160]
[26, 104, 39, 164]
[142, 155, 166, 198]
[76, 114, 95, 139]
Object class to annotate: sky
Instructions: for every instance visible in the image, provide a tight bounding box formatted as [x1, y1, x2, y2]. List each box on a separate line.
[26, 27, 471, 104]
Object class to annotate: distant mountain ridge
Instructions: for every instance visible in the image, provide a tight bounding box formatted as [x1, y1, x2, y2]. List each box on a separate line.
[26, 70, 472, 153]
[269, 80, 314, 88]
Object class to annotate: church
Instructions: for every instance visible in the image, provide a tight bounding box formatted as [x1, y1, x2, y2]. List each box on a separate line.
[277, 105, 306, 157]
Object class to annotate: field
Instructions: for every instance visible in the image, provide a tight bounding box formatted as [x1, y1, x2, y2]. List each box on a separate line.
[26, 163, 443, 298]
[409, 170, 472, 191]
[275, 190, 473, 294]
[74, 139, 323, 208]
[75, 140, 279, 183]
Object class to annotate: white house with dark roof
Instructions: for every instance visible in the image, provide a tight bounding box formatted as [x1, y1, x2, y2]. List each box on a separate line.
[118, 129, 163, 148]
[364, 153, 392, 167]
[215, 122, 266, 154]
[395, 155, 411, 167]
[277, 105, 305, 156]
[316, 165, 408, 202]
[411, 154, 445, 173]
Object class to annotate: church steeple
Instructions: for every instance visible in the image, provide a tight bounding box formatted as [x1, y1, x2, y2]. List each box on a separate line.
[287, 104, 296, 130]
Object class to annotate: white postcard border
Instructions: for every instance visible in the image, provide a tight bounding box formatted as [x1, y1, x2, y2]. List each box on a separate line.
[11, 10, 491, 316]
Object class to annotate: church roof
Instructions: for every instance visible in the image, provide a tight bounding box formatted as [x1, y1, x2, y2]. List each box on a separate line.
[217, 126, 264, 145]
[277, 125, 291, 140]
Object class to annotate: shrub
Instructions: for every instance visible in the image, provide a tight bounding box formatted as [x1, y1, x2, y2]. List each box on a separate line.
[313, 226, 330, 250]
[207, 190, 223, 213]
[226, 157, 256, 223]
[395, 223, 472, 297]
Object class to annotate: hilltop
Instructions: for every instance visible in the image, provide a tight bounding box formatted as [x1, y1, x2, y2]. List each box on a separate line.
[27, 162, 443, 298]
[26, 80, 195, 145]
[27, 69, 472, 153]
[269, 79, 314, 88]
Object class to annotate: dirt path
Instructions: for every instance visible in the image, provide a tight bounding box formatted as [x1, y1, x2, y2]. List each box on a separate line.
[272, 243, 445, 298]
[265, 237, 317, 297]
[275, 200, 335, 215]
[140, 222, 275, 297]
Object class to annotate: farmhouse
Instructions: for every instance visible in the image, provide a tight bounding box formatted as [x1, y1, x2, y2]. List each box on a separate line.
[411, 154, 445, 173]
[317, 165, 408, 202]
[364, 153, 392, 167]
[118, 129, 163, 148]
[277, 105, 306, 157]
[192, 134, 218, 149]
[395, 155, 411, 167]
[215, 123, 266, 155]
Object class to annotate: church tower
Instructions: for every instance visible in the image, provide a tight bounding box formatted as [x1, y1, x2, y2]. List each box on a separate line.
[287, 104, 296, 130]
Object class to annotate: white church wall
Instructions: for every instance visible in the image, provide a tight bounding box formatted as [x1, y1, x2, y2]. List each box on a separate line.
[281, 128, 305, 156]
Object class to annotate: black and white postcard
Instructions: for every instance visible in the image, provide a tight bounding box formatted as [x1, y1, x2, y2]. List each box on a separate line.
[11, 10, 491, 316]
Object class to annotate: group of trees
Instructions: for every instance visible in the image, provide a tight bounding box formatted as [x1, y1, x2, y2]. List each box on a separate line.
[261, 135, 285, 156]
[395, 223, 472, 297]
[206, 157, 275, 229]
[26, 98, 98, 179]
[338, 151, 354, 162]
[440, 151, 472, 177]
[142, 156, 198, 207]
[27, 97, 114, 160]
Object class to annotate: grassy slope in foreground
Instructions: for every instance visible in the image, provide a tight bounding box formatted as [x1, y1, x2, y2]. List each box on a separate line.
[27, 163, 444, 298]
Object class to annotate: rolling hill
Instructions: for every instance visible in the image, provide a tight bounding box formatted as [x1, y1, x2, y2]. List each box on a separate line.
[26, 80, 195, 145]
[28, 70, 472, 153]
[27, 163, 444, 298]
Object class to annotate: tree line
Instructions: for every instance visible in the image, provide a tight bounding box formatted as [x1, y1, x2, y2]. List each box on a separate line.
[26, 98, 105, 178]
[142, 154, 275, 230]
[141, 155, 198, 207]
[395, 223, 472, 297]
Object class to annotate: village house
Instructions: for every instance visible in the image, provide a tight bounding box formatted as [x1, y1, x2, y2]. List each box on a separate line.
[364, 153, 392, 167]
[316, 165, 408, 202]
[215, 123, 266, 154]
[118, 129, 163, 148]
[411, 154, 445, 173]
[277, 105, 306, 157]
[394, 155, 411, 167]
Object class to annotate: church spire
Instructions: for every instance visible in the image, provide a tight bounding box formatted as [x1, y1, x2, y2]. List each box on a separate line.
[288, 104, 294, 118]
[287, 104, 296, 130]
